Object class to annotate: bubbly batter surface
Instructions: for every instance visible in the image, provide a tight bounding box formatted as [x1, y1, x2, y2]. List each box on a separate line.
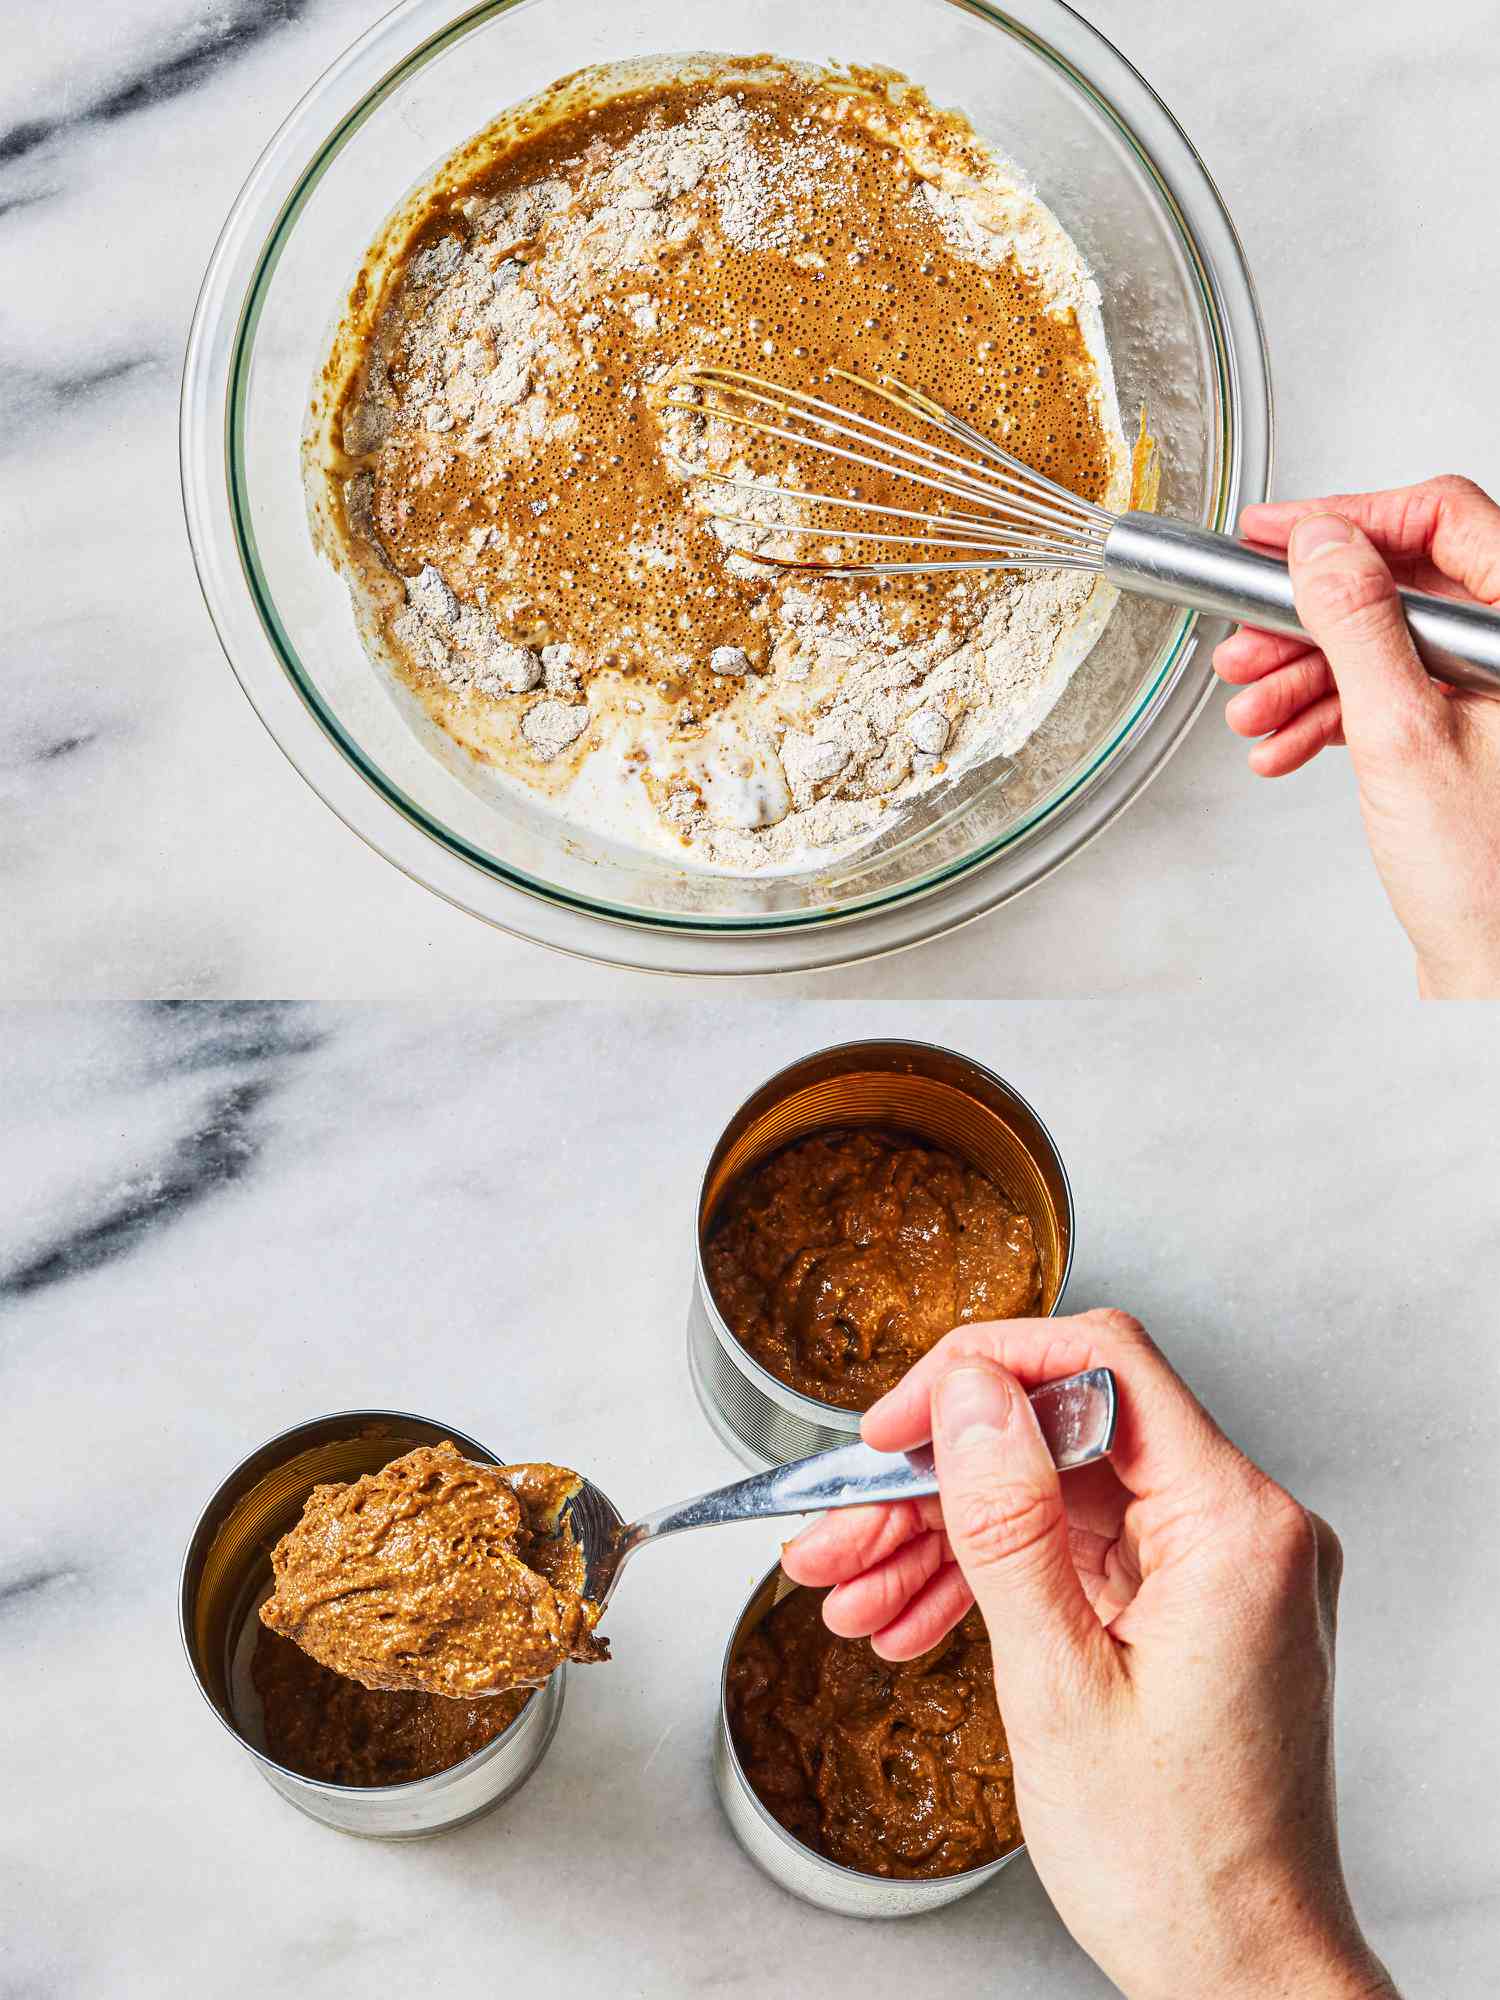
[311, 56, 1129, 871]
[728, 1585, 1020, 1878]
[260, 1442, 608, 1698]
[705, 1126, 1040, 1409]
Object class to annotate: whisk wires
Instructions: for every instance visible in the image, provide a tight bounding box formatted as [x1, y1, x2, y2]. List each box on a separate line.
[654, 364, 1115, 577]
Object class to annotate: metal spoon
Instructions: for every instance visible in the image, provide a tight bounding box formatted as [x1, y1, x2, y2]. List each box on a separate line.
[561, 1366, 1115, 1608]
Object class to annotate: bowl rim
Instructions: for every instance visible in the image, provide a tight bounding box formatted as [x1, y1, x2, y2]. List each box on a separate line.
[180, 0, 1273, 972]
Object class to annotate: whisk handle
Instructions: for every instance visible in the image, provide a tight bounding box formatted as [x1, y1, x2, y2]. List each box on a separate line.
[1103, 512, 1500, 700]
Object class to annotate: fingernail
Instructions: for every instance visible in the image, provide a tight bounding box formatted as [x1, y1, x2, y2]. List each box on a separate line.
[782, 1518, 819, 1551]
[1290, 514, 1354, 560]
[861, 1391, 893, 1436]
[934, 1364, 1017, 1447]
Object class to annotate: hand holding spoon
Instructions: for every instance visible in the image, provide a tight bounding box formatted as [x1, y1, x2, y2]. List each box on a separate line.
[560, 1367, 1115, 1608]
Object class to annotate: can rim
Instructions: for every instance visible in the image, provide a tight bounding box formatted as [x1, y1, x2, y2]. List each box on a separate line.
[717, 1560, 1024, 1895]
[178, 1406, 548, 1797]
[695, 1038, 1077, 1429]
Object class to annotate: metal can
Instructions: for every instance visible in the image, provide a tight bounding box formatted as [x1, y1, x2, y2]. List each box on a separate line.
[688, 1039, 1074, 1468]
[714, 1563, 1024, 1918]
[179, 1409, 566, 1838]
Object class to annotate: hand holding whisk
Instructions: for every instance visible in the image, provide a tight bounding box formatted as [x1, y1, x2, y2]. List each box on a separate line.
[659, 365, 1500, 699]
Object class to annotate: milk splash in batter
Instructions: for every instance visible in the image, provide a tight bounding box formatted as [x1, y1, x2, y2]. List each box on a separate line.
[308, 56, 1130, 874]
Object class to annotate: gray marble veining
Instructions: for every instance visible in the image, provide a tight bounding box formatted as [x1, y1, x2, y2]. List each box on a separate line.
[2, 1000, 1497, 1994]
[2, 0, 1498, 995]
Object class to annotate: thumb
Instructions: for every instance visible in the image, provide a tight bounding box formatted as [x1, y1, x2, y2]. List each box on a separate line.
[1286, 513, 1443, 761]
[932, 1359, 1105, 1721]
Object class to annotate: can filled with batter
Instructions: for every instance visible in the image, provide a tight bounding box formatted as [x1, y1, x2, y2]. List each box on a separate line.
[713, 1562, 1024, 1918]
[179, 1410, 566, 1838]
[688, 1039, 1074, 1468]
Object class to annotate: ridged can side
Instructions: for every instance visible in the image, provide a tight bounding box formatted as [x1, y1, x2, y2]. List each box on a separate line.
[713, 1562, 1022, 1917]
[690, 1039, 1075, 1470]
[180, 1409, 568, 1839]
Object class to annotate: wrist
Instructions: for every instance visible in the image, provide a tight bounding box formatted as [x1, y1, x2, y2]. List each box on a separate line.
[1107, 1892, 1398, 2000]
[1208, 1940, 1397, 2000]
[1416, 955, 1500, 999]
[1413, 926, 1500, 999]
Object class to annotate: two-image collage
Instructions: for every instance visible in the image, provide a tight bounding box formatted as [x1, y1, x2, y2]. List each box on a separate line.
[5, 2, 1497, 1995]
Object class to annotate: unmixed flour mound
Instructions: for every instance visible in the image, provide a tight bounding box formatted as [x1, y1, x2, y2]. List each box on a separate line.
[308, 55, 1130, 875]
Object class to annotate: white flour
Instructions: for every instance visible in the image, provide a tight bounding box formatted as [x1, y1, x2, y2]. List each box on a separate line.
[323, 65, 1130, 876]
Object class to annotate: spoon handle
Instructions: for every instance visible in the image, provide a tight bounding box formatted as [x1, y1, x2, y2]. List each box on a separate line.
[631, 1367, 1115, 1546]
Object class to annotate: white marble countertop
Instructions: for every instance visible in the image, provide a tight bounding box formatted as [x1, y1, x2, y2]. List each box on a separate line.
[4, 0, 1499, 996]
[3, 1000, 1497, 1994]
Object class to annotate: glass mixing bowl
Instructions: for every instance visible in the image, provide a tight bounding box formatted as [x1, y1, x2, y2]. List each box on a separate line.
[182, 0, 1271, 973]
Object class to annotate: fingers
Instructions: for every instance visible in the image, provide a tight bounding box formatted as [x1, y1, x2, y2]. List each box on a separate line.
[781, 1495, 942, 1589]
[1213, 626, 1311, 686]
[1223, 649, 1334, 736]
[1051, 1457, 1132, 1551]
[862, 1315, 1097, 1453]
[865, 1309, 1244, 1512]
[1242, 493, 1406, 551]
[1424, 476, 1500, 603]
[1247, 692, 1346, 777]
[868, 1561, 976, 1662]
[930, 1358, 1110, 1709]
[1219, 643, 1348, 776]
[1242, 476, 1500, 602]
[1086, 1529, 1146, 1628]
[1065, 1523, 1118, 1614]
[823, 1527, 948, 1638]
[1282, 514, 1446, 766]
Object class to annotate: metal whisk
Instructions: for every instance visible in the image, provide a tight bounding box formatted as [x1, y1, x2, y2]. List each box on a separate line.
[660, 365, 1500, 699]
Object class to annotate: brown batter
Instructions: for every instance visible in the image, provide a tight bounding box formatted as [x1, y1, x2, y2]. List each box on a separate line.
[705, 1127, 1040, 1409]
[311, 56, 1126, 858]
[260, 1442, 608, 1698]
[349, 68, 1110, 683]
[728, 1584, 1020, 1878]
[251, 1624, 530, 1786]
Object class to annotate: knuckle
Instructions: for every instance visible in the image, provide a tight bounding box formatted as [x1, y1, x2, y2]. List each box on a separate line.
[1427, 472, 1486, 505]
[858, 1502, 919, 1564]
[1432, 476, 1500, 601]
[1082, 1306, 1149, 1346]
[1289, 649, 1331, 704]
[953, 1479, 1063, 1569]
[941, 1324, 999, 1363]
[1297, 554, 1397, 631]
[1247, 1482, 1320, 1585]
[1080, 1307, 1160, 1367]
[1309, 1510, 1345, 1596]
